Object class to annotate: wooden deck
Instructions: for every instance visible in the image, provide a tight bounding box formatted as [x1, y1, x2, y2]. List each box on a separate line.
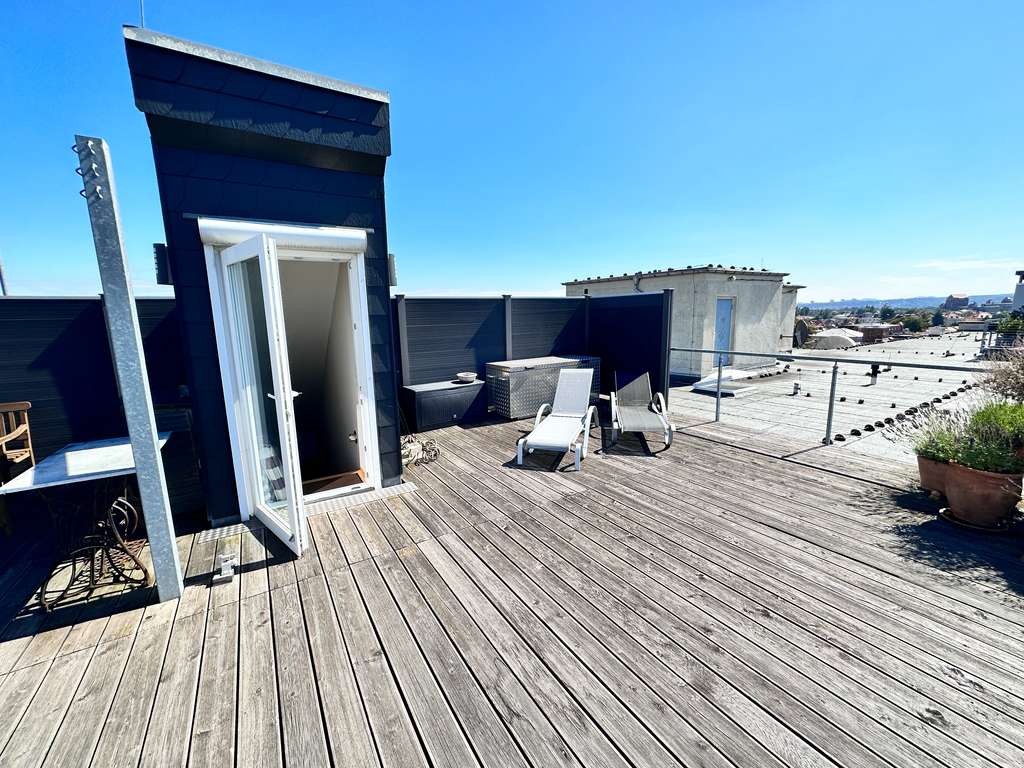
[1, 418, 1023, 768]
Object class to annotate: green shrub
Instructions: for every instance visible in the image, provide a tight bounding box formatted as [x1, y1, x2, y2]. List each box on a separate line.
[893, 401, 1024, 473]
[908, 410, 964, 463]
[958, 401, 1024, 473]
[903, 316, 924, 332]
[998, 316, 1024, 333]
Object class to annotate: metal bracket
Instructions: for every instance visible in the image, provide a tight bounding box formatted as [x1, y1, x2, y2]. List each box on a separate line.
[213, 553, 239, 584]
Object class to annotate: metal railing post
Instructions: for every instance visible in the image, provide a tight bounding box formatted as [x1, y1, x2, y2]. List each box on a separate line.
[823, 362, 839, 445]
[715, 355, 723, 422]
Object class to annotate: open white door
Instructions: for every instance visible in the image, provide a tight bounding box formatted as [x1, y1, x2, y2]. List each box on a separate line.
[221, 234, 307, 554]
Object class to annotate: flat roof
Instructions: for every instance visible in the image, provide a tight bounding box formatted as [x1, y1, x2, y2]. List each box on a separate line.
[563, 265, 790, 286]
[123, 26, 390, 104]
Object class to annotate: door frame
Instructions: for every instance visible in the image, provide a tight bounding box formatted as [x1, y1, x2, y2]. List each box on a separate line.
[199, 217, 381, 526]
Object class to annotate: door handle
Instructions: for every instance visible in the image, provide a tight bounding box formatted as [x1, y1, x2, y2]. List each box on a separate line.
[348, 430, 358, 442]
[266, 391, 302, 401]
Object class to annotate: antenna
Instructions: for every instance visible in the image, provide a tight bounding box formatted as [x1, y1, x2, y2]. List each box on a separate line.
[139, 0, 145, 27]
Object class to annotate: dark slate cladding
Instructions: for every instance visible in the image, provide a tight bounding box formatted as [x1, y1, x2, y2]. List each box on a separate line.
[509, 298, 586, 359]
[0, 297, 204, 529]
[588, 292, 671, 395]
[125, 41, 390, 154]
[125, 34, 401, 522]
[401, 298, 506, 386]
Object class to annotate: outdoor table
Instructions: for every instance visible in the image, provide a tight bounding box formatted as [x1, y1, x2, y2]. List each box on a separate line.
[0, 434, 170, 496]
[0, 433, 170, 610]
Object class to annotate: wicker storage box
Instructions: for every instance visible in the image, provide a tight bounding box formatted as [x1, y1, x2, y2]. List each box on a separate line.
[486, 355, 600, 419]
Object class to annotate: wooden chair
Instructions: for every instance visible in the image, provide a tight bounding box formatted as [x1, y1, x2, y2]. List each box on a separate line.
[0, 402, 35, 482]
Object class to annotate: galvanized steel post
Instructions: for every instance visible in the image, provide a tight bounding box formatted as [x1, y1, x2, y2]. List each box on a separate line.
[74, 135, 183, 602]
[715, 355, 723, 422]
[823, 362, 839, 445]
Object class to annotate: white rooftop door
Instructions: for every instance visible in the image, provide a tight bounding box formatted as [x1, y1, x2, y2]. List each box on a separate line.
[221, 234, 308, 555]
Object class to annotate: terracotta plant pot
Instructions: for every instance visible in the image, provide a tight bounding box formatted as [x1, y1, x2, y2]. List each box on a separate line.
[943, 461, 1022, 528]
[916, 456, 947, 495]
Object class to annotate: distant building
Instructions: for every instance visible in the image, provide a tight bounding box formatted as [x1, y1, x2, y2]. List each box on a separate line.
[943, 293, 970, 310]
[564, 266, 803, 378]
[858, 323, 902, 343]
[1014, 272, 1024, 312]
[977, 296, 1013, 312]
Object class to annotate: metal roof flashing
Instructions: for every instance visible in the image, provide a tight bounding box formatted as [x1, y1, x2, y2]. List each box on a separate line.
[563, 267, 790, 286]
[123, 26, 390, 104]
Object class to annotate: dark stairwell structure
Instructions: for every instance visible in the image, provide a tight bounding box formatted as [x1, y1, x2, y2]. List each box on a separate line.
[123, 27, 401, 524]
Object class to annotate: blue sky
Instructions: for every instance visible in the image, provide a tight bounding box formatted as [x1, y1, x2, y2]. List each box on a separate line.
[0, 1, 1020, 301]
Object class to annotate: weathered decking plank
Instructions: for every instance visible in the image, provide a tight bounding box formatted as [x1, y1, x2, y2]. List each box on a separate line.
[240, 525, 270, 599]
[416, 538, 633, 768]
[188, 601, 239, 768]
[375, 551, 530, 768]
[41, 636, 133, 768]
[0, 648, 92, 768]
[326, 508, 372, 565]
[237, 592, 282, 768]
[325, 566, 428, 768]
[307, 514, 347, 574]
[296, 575, 378, 767]
[397, 546, 585, 768]
[351, 559, 479, 768]
[268, 583, 330, 768]
[88, 600, 177, 768]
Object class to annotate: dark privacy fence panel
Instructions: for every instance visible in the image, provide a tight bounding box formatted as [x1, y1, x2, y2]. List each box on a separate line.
[395, 290, 672, 406]
[397, 298, 505, 386]
[588, 291, 672, 396]
[0, 297, 203, 528]
[509, 298, 586, 359]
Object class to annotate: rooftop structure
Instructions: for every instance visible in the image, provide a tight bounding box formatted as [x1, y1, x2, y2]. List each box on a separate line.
[565, 267, 806, 379]
[564, 264, 790, 286]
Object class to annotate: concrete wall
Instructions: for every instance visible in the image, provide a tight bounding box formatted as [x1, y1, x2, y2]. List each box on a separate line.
[567, 272, 794, 377]
[779, 287, 800, 352]
[324, 265, 360, 474]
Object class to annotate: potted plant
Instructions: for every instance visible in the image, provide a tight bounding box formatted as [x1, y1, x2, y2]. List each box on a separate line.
[906, 409, 960, 496]
[942, 402, 1024, 528]
[888, 402, 1024, 528]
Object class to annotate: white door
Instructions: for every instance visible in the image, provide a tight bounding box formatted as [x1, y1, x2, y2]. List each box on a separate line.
[221, 234, 308, 555]
[714, 297, 735, 366]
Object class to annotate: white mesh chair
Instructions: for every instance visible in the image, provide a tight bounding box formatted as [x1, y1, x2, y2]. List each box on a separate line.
[610, 370, 673, 448]
[516, 368, 597, 471]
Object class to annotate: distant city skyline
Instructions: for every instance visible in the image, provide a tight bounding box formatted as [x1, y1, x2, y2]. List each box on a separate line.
[0, 2, 1020, 302]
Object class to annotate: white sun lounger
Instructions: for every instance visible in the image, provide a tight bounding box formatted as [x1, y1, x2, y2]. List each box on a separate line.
[516, 368, 596, 471]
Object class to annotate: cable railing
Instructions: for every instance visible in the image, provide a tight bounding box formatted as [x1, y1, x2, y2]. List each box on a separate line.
[669, 346, 985, 446]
